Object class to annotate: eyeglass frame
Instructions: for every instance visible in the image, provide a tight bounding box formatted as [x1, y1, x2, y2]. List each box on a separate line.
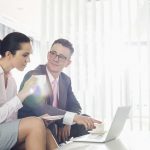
[49, 50, 68, 62]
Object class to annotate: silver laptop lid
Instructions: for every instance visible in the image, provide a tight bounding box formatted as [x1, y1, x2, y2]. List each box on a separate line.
[105, 106, 131, 142]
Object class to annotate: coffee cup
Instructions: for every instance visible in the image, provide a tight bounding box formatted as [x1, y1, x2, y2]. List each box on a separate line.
[34, 75, 47, 95]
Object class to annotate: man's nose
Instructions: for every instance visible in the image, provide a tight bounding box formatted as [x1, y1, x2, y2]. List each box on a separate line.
[54, 55, 59, 61]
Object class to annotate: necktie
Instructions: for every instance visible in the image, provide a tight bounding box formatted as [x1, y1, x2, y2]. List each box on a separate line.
[52, 79, 58, 107]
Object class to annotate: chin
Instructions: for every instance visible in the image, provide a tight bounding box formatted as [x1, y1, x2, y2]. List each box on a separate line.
[17, 67, 25, 71]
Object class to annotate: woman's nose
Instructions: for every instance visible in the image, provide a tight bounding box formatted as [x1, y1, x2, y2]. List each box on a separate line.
[26, 56, 30, 63]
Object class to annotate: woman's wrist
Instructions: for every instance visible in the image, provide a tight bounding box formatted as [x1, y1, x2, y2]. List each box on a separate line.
[17, 90, 29, 102]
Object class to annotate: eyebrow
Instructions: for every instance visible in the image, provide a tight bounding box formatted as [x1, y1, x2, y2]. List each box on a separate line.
[22, 52, 30, 55]
[51, 50, 65, 55]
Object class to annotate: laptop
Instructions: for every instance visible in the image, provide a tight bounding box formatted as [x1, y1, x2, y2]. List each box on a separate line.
[71, 106, 131, 143]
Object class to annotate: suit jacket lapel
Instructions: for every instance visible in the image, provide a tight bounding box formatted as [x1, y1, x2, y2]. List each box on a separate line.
[59, 74, 67, 109]
[46, 75, 53, 105]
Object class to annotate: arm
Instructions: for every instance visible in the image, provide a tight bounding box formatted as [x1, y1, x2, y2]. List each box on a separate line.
[0, 96, 22, 123]
[19, 72, 102, 129]
[0, 75, 38, 123]
[66, 82, 81, 114]
[19, 72, 66, 117]
[56, 77, 81, 127]
[56, 77, 82, 138]
[63, 76, 81, 113]
[23, 95, 66, 116]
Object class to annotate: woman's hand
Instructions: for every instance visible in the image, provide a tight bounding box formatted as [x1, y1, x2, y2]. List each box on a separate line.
[18, 76, 37, 102]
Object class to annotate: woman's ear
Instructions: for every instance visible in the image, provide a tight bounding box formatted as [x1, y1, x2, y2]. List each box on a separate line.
[5, 51, 12, 58]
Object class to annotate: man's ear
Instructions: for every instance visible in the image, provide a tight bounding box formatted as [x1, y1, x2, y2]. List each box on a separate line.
[65, 60, 72, 67]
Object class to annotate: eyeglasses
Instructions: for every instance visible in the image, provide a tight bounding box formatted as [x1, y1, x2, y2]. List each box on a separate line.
[49, 51, 67, 62]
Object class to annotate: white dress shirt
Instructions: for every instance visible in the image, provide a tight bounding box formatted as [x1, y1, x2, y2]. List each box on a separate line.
[0, 66, 22, 124]
[46, 67, 76, 125]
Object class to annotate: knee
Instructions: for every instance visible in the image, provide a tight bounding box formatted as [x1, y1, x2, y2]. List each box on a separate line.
[28, 117, 45, 130]
[18, 117, 46, 142]
[20, 117, 46, 133]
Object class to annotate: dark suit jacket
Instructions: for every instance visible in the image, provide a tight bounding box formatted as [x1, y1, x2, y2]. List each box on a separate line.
[18, 65, 81, 122]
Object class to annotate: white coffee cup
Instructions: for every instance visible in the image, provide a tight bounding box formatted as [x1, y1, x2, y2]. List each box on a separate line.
[34, 75, 46, 85]
[34, 75, 47, 95]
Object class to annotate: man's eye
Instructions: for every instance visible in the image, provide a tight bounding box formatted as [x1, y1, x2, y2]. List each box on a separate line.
[59, 55, 66, 60]
[51, 51, 57, 55]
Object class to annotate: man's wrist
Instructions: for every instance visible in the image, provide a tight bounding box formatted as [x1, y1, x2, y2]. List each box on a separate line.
[63, 112, 76, 125]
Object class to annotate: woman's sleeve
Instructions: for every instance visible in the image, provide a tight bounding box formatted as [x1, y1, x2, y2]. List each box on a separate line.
[0, 96, 23, 123]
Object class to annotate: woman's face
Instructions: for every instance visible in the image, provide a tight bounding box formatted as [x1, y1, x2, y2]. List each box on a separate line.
[11, 42, 32, 71]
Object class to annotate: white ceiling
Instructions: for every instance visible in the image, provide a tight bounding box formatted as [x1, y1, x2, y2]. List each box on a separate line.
[0, 0, 42, 39]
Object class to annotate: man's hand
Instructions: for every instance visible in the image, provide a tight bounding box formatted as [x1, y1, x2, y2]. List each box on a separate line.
[57, 125, 71, 143]
[73, 115, 102, 130]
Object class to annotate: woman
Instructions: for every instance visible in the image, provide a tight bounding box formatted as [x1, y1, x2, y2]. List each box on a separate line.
[0, 32, 58, 150]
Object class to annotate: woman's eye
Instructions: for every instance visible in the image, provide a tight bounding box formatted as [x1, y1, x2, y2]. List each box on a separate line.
[23, 54, 28, 57]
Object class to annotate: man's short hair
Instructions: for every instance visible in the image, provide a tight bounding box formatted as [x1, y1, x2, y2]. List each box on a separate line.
[51, 38, 74, 55]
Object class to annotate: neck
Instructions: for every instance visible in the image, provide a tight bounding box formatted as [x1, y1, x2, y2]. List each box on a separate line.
[0, 59, 12, 74]
[46, 65, 60, 79]
[51, 72, 59, 79]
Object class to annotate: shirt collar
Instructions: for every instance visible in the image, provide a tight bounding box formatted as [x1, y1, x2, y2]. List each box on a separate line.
[0, 66, 11, 76]
[46, 66, 59, 84]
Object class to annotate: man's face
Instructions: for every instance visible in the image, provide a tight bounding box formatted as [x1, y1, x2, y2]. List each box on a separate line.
[47, 43, 71, 74]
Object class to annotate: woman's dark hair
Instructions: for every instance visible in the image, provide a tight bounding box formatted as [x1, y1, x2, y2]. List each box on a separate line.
[0, 32, 30, 57]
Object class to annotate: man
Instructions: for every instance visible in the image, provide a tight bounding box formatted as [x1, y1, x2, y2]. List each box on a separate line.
[18, 38, 101, 143]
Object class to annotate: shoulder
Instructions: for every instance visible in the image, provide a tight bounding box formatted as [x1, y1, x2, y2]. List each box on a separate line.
[25, 65, 47, 77]
[60, 72, 70, 79]
[60, 72, 71, 83]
